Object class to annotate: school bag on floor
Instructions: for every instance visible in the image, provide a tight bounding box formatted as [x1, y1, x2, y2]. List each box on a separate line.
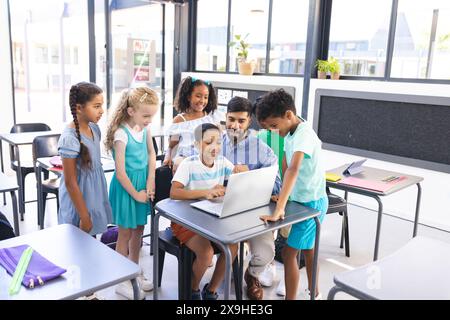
[0, 212, 15, 240]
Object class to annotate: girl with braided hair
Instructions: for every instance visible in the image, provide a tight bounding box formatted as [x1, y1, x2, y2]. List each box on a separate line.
[105, 86, 159, 299]
[57, 82, 112, 235]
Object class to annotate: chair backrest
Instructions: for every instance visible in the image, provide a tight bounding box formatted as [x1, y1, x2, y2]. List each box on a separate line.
[152, 137, 159, 155]
[9, 123, 52, 163]
[32, 134, 61, 162]
[32, 134, 61, 182]
[154, 165, 173, 204]
[10, 123, 51, 134]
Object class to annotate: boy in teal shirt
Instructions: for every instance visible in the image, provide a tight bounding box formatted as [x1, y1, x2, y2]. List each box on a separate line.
[255, 89, 328, 300]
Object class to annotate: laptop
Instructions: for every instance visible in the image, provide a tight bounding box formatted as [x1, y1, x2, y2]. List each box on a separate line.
[190, 166, 278, 218]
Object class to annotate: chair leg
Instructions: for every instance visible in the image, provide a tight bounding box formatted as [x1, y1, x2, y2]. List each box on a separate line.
[181, 248, 194, 300]
[344, 210, 350, 257]
[232, 257, 242, 300]
[158, 248, 166, 287]
[18, 172, 27, 220]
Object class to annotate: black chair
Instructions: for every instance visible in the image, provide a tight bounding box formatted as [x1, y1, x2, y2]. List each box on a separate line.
[32, 134, 60, 229]
[153, 165, 242, 300]
[152, 137, 165, 162]
[326, 187, 350, 257]
[9, 123, 51, 216]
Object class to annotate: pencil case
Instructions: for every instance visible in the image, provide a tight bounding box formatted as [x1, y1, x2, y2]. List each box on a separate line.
[0, 245, 66, 288]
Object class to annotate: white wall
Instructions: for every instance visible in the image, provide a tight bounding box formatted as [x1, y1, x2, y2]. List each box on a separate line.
[183, 72, 450, 231]
[309, 79, 450, 231]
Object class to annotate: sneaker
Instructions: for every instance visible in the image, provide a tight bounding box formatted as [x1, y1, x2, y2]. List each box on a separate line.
[201, 283, 218, 300]
[276, 280, 285, 297]
[191, 289, 201, 300]
[138, 269, 153, 292]
[115, 281, 146, 300]
[304, 289, 323, 300]
[77, 293, 105, 300]
[258, 263, 276, 287]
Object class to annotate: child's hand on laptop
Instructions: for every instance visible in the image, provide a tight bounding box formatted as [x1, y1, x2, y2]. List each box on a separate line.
[233, 164, 249, 173]
[205, 185, 226, 200]
[260, 208, 285, 223]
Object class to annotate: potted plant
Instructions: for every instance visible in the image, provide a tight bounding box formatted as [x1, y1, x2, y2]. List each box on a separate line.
[229, 34, 255, 75]
[328, 57, 341, 80]
[315, 59, 329, 79]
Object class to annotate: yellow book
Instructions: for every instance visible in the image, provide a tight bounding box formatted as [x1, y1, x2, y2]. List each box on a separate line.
[326, 172, 342, 182]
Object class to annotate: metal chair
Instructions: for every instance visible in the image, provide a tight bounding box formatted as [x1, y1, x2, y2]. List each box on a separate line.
[326, 187, 350, 257]
[32, 134, 60, 229]
[9, 123, 51, 216]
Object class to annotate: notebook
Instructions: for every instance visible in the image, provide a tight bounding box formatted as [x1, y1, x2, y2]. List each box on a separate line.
[326, 172, 342, 182]
[337, 176, 396, 193]
[0, 245, 67, 288]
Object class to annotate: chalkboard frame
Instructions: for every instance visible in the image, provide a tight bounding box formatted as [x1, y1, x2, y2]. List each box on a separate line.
[312, 89, 450, 173]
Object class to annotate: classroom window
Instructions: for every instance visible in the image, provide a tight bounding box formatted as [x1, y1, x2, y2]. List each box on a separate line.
[229, 0, 270, 73]
[9, 0, 89, 130]
[110, 3, 163, 126]
[269, 0, 309, 74]
[328, 0, 392, 77]
[391, 0, 450, 79]
[196, 0, 228, 72]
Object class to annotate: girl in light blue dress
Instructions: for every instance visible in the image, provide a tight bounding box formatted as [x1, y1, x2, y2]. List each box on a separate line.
[105, 87, 159, 299]
[58, 82, 112, 235]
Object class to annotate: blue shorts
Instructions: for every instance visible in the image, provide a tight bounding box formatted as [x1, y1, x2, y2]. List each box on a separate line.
[287, 196, 328, 250]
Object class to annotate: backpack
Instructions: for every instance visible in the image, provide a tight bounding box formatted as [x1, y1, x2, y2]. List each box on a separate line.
[274, 232, 305, 269]
[0, 212, 15, 240]
[100, 225, 119, 250]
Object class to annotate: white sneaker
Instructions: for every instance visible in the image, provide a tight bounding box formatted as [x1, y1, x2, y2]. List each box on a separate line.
[115, 281, 146, 300]
[258, 263, 276, 287]
[304, 289, 322, 300]
[138, 269, 154, 292]
[276, 280, 285, 296]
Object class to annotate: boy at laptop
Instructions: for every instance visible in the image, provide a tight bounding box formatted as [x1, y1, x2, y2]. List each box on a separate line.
[255, 89, 328, 300]
[222, 96, 281, 300]
[170, 123, 239, 300]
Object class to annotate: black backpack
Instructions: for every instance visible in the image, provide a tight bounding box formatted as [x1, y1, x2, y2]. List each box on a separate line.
[274, 232, 305, 269]
[0, 212, 15, 240]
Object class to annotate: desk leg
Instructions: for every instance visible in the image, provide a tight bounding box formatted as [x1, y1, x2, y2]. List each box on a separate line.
[152, 212, 160, 300]
[131, 278, 139, 300]
[215, 241, 232, 300]
[372, 196, 383, 261]
[310, 217, 321, 301]
[327, 286, 342, 300]
[0, 139, 5, 205]
[413, 183, 422, 237]
[14, 145, 24, 218]
[10, 190, 19, 236]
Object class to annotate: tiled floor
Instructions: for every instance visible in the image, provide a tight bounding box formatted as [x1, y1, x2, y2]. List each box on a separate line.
[2, 170, 450, 300]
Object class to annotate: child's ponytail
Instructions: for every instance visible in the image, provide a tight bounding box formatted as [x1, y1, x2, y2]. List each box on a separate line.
[173, 76, 217, 114]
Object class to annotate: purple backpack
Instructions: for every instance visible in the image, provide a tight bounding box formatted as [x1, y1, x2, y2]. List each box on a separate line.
[100, 226, 119, 250]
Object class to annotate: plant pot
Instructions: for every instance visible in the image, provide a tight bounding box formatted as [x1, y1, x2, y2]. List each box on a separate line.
[330, 72, 340, 80]
[317, 71, 327, 79]
[238, 60, 255, 75]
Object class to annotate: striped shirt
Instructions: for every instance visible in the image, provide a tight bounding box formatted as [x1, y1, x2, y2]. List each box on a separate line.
[172, 155, 234, 190]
